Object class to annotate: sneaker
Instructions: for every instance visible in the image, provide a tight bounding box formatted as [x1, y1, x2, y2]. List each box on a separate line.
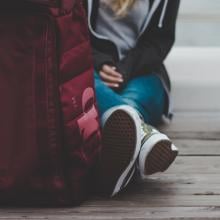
[98, 105, 142, 197]
[138, 121, 178, 178]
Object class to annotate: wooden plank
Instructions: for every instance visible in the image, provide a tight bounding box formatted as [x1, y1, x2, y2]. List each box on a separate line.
[159, 112, 220, 139]
[146, 173, 220, 185]
[127, 176, 220, 196]
[84, 195, 220, 208]
[164, 156, 220, 174]
[173, 139, 220, 156]
[79, 157, 220, 208]
[0, 109, 219, 219]
[1, 207, 220, 220]
[0, 207, 220, 220]
[0, 160, 218, 217]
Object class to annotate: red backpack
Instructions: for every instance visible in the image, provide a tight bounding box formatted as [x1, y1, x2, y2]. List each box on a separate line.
[0, 0, 101, 206]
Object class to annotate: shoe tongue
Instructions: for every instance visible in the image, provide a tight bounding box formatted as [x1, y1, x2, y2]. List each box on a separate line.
[141, 121, 151, 137]
[140, 121, 158, 140]
[140, 125, 147, 139]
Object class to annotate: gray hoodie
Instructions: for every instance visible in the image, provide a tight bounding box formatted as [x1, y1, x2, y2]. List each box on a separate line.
[95, 0, 150, 60]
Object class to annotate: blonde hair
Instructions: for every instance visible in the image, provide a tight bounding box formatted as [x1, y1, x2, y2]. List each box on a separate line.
[105, 0, 137, 17]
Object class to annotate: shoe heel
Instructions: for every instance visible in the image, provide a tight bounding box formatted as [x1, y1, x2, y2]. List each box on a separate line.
[144, 140, 178, 175]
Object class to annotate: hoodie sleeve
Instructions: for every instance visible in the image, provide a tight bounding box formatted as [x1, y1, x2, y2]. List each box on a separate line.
[116, 0, 180, 85]
[83, 0, 116, 71]
[92, 47, 116, 71]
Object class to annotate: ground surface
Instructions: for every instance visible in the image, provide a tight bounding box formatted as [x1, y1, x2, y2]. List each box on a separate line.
[1, 1, 220, 219]
[0, 48, 219, 219]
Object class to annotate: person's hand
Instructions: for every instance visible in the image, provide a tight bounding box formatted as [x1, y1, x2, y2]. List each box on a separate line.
[99, 65, 124, 88]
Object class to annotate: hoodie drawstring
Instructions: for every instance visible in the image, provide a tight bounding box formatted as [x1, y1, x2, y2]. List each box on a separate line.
[158, 0, 169, 28]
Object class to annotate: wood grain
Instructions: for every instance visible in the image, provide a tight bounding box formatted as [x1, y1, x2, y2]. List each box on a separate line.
[159, 112, 220, 140]
[1, 46, 220, 219]
[173, 139, 220, 156]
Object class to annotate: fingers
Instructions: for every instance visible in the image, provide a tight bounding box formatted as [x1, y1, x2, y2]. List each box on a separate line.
[103, 82, 120, 88]
[99, 65, 124, 88]
[102, 65, 123, 79]
[100, 70, 123, 84]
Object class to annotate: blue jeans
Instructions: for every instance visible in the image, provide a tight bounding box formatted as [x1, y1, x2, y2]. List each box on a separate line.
[94, 72, 165, 126]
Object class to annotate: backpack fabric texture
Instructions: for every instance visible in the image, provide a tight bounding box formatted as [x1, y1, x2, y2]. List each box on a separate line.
[0, 0, 101, 206]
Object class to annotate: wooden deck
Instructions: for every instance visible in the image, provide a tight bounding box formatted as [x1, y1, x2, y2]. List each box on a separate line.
[0, 48, 220, 219]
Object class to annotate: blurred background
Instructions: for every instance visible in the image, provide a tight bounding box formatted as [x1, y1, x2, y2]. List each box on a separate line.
[176, 0, 220, 47]
[165, 0, 220, 113]
[160, 3, 220, 217]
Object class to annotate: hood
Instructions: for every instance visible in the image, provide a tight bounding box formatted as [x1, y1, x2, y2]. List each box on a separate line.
[87, 0, 169, 32]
